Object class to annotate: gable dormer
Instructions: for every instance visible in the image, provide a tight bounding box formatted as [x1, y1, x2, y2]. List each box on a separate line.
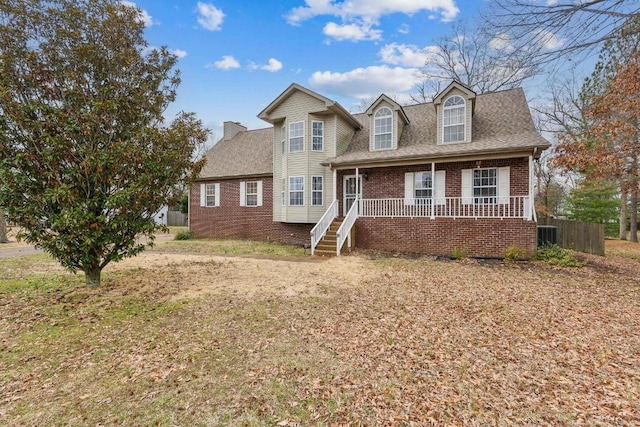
[433, 81, 476, 144]
[365, 95, 409, 152]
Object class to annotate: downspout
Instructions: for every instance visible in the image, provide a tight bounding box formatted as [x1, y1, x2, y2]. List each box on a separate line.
[529, 152, 535, 221]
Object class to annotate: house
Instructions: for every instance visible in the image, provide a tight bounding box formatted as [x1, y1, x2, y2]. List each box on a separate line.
[190, 82, 550, 257]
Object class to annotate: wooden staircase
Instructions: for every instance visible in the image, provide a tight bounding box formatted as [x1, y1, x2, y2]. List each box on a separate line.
[313, 218, 343, 257]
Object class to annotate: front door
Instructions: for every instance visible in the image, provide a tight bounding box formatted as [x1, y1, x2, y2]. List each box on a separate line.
[343, 175, 361, 216]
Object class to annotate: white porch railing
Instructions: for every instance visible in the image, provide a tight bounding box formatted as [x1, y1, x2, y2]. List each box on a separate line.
[310, 199, 338, 256]
[359, 196, 532, 219]
[335, 198, 359, 256]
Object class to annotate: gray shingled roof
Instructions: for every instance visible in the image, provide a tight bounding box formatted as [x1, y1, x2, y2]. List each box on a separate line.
[198, 127, 272, 180]
[328, 87, 550, 167]
[198, 87, 550, 179]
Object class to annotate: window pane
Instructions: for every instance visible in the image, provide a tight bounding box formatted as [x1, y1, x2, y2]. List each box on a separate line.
[289, 122, 304, 152]
[205, 184, 216, 207]
[374, 108, 392, 150]
[312, 121, 323, 151]
[289, 176, 304, 206]
[473, 169, 497, 203]
[312, 176, 323, 206]
[245, 181, 258, 206]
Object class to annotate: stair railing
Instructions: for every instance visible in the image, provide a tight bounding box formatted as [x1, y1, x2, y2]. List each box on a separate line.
[310, 199, 338, 255]
[335, 198, 359, 256]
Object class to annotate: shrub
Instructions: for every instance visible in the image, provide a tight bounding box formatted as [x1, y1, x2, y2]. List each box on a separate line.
[533, 244, 584, 267]
[504, 245, 528, 263]
[174, 230, 194, 241]
[451, 246, 466, 260]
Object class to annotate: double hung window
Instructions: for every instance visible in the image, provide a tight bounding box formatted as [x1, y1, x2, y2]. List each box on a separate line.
[289, 176, 304, 206]
[373, 107, 393, 150]
[443, 96, 465, 143]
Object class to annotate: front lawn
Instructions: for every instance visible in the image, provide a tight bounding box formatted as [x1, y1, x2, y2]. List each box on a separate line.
[1, 241, 639, 425]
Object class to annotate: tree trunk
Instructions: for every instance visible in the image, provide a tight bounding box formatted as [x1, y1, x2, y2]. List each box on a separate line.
[619, 189, 628, 240]
[631, 185, 638, 243]
[84, 266, 102, 288]
[0, 209, 7, 243]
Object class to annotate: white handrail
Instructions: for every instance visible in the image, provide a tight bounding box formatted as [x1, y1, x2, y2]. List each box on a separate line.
[310, 199, 338, 255]
[359, 196, 532, 219]
[335, 198, 359, 256]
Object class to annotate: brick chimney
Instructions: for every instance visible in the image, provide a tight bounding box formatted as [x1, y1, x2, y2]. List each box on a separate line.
[223, 121, 247, 141]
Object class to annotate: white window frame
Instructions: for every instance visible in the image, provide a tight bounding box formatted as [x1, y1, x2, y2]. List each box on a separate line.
[311, 175, 323, 206]
[373, 107, 393, 150]
[239, 180, 262, 207]
[200, 183, 220, 207]
[443, 95, 466, 143]
[414, 171, 432, 204]
[473, 168, 497, 204]
[289, 176, 304, 206]
[312, 121, 324, 151]
[289, 121, 304, 153]
[281, 178, 286, 206]
[281, 124, 286, 154]
[245, 181, 258, 206]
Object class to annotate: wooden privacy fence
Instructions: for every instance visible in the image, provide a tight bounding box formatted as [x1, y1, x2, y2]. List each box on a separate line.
[544, 218, 605, 256]
[167, 211, 188, 227]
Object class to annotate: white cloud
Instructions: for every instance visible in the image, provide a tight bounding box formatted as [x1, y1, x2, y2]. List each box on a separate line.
[323, 21, 382, 41]
[309, 65, 422, 99]
[489, 34, 513, 51]
[249, 58, 284, 72]
[209, 55, 240, 70]
[261, 58, 283, 72]
[286, 0, 459, 25]
[378, 43, 439, 67]
[397, 23, 410, 35]
[536, 29, 564, 50]
[197, 2, 225, 31]
[172, 49, 188, 59]
[121, 1, 154, 27]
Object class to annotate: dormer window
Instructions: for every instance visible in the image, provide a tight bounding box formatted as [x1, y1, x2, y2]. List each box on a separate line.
[443, 95, 466, 143]
[374, 107, 393, 150]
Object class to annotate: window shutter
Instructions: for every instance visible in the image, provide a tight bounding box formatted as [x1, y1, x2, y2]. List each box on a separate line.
[404, 172, 414, 205]
[214, 183, 220, 207]
[498, 167, 510, 204]
[200, 183, 206, 207]
[461, 169, 473, 205]
[239, 181, 246, 206]
[257, 181, 263, 207]
[435, 170, 446, 205]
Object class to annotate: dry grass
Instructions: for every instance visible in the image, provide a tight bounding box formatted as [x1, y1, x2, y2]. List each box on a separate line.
[1, 240, 640, 426]
[606, 238, 640, 260]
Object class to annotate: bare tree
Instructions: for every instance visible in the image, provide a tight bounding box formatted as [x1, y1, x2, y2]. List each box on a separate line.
[411, 21, 542, 103]
[483, 0, 640, 65]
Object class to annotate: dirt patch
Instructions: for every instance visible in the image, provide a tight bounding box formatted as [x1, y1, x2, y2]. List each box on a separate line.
[105, 252, 374, 300]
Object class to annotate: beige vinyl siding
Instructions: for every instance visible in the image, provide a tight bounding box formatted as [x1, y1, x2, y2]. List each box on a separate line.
[270, 91, 350, 223]
[269, 91, 326, 121]
[336, 115, 356, 156]
[273, 122, 285, 221]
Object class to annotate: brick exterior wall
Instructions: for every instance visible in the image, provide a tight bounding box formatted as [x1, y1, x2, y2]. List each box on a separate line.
[190, 177, 312, 246]
[339, 157, 536, 258]
[190, 157, 536, 257]
[355, 218, 537, 258]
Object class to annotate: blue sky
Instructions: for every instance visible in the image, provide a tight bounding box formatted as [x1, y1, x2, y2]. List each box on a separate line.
[126, 0, 492, 140]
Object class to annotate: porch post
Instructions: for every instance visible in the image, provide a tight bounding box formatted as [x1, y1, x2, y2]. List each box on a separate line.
[333, 168, 337, 206]
[431, 162, 435, 219]
[355, 167, 359, 201]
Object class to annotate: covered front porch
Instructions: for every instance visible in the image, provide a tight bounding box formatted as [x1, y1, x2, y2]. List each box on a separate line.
[311, 157, 537, 257]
